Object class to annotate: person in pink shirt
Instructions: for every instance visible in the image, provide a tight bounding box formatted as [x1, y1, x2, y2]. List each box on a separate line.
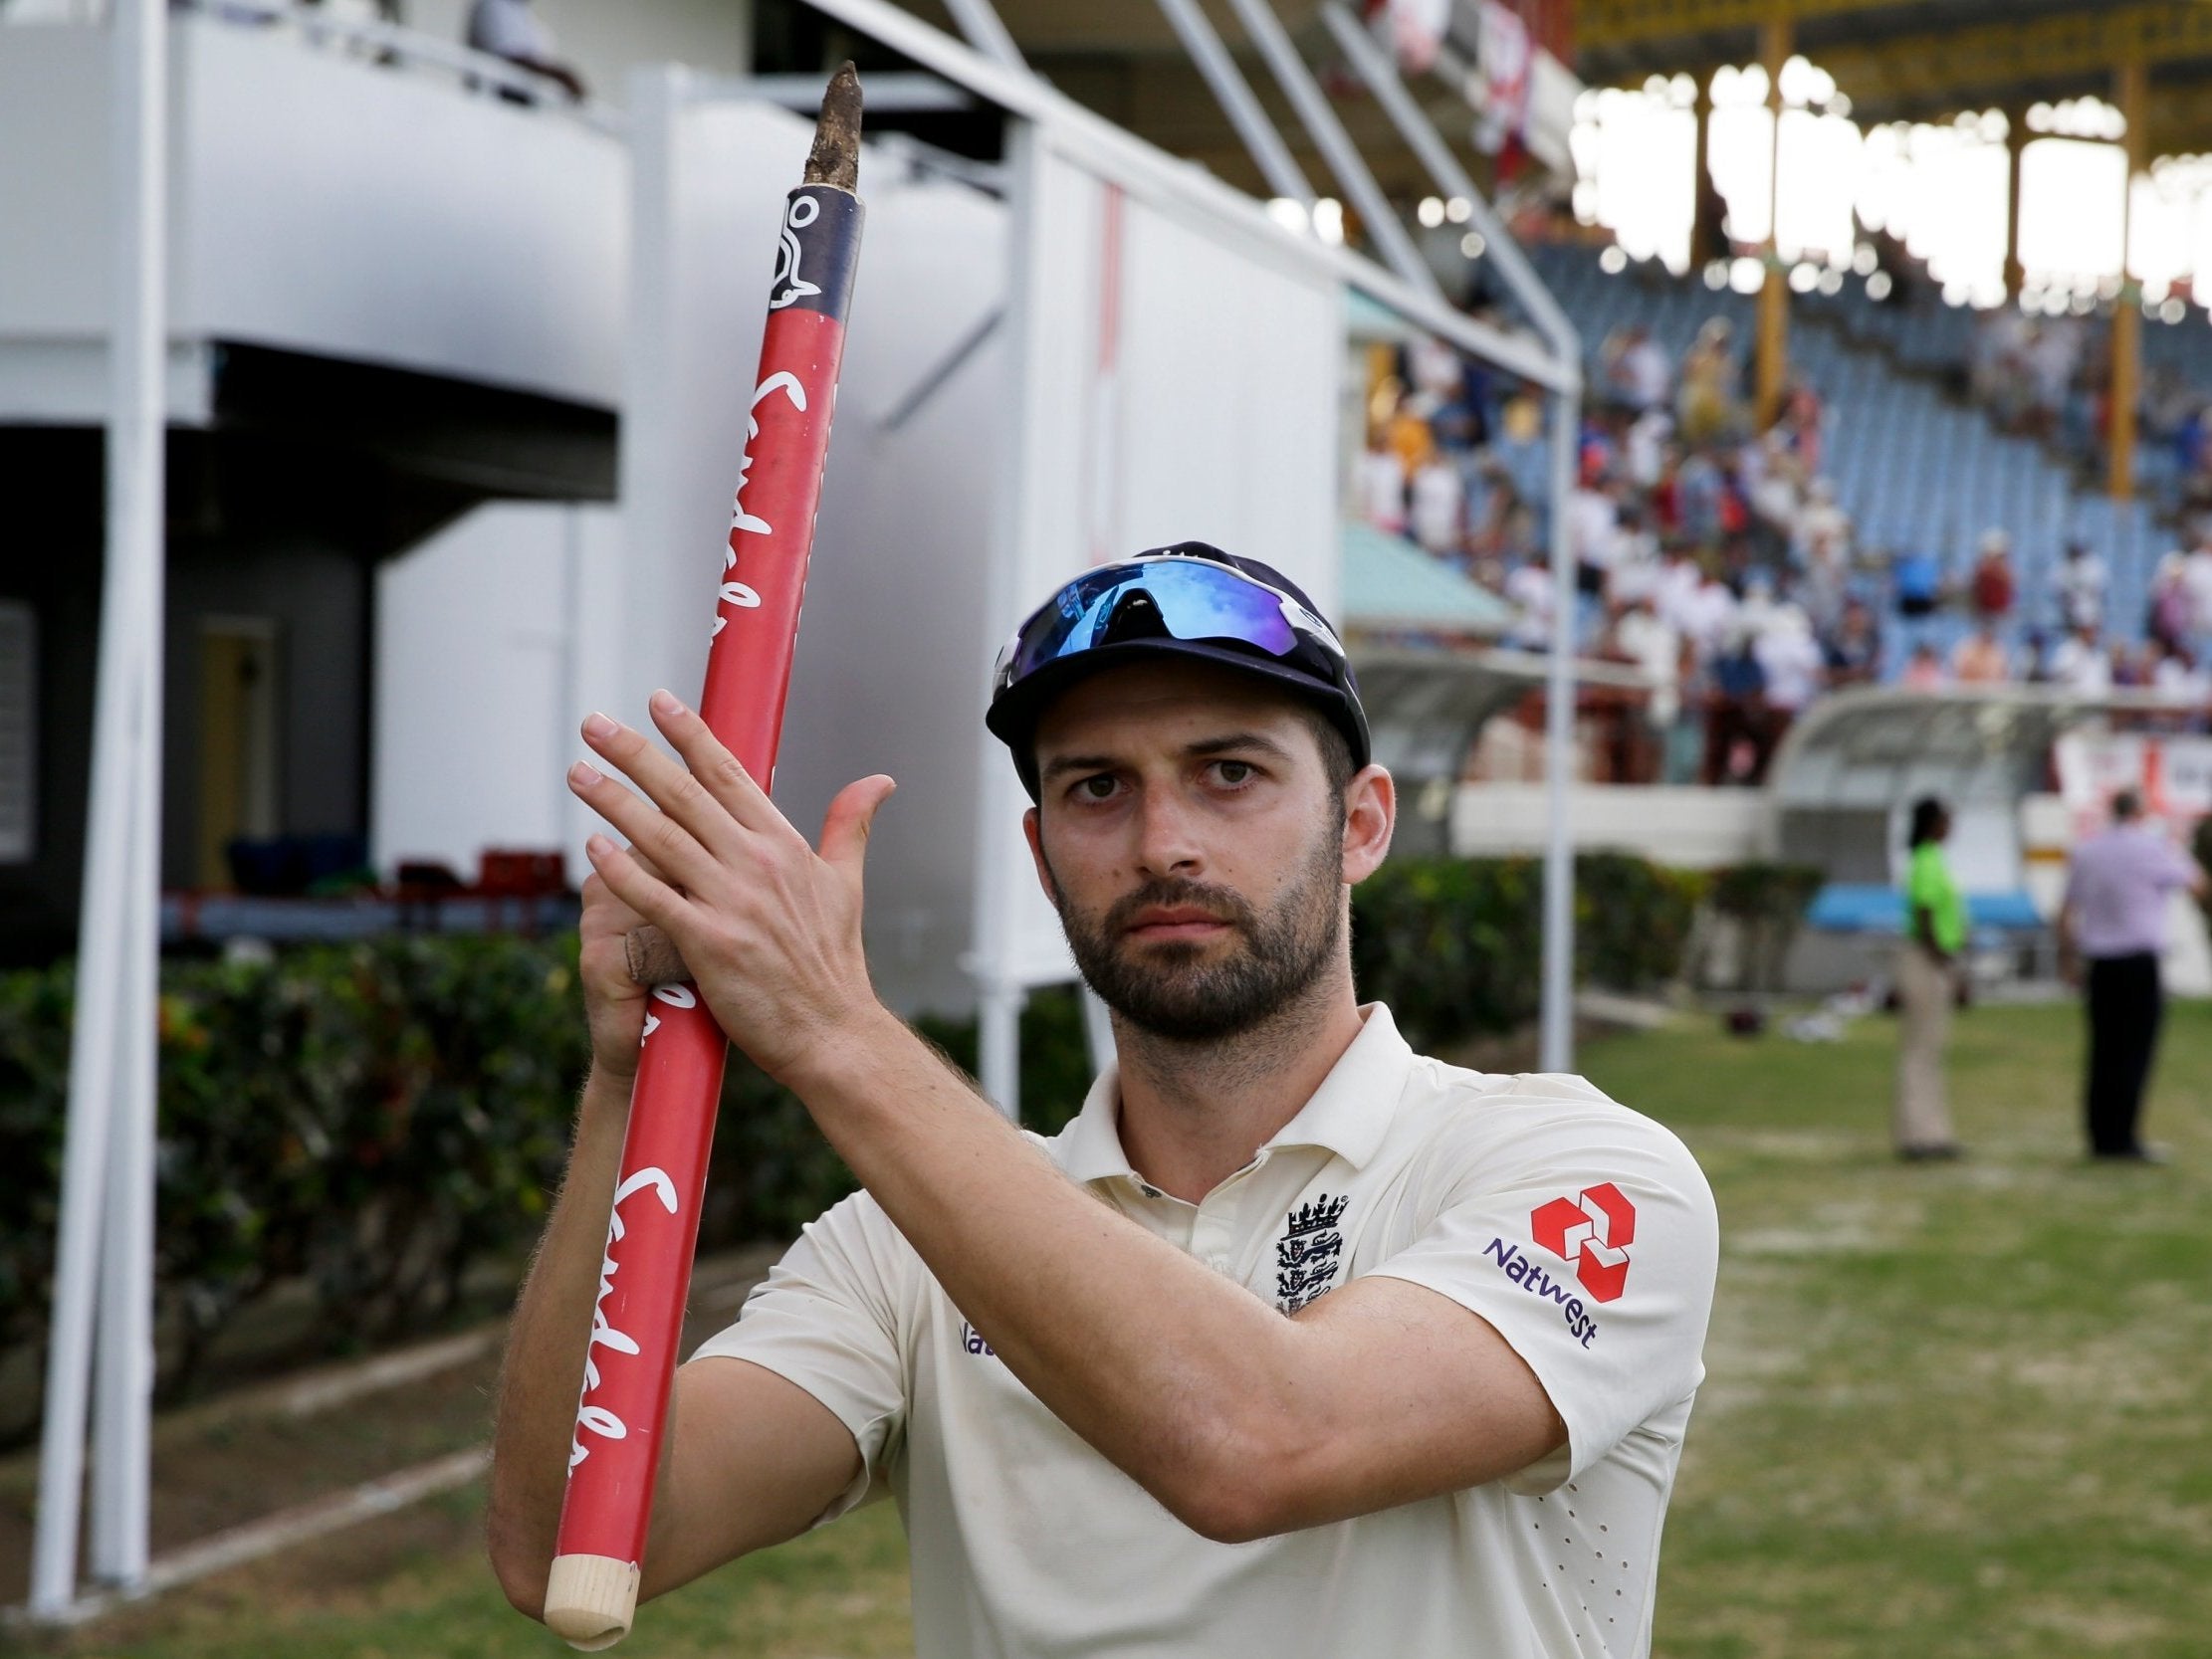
[2059, 790, 2209, 1160]
[1899, 642, 1945, 692]
[1947, 622, 2011, 685]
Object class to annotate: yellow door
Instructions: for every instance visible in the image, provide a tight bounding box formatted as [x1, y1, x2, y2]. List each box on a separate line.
[196, 621, 280, 889]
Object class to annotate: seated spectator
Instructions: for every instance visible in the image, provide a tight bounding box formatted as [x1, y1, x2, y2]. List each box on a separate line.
[1355, 428, 1408, 535]
[1754, 604, 1827, 723]
[1505, 558, 1556, 651]
[1625, 406, 1673, 489]
[1968, 528, 2016, 623]
[2056, 540, 2106, 633]
[1948, 621, 2011, 685]
[2148, 553, 2192, 655]
[467, 0, 587, 101]
[1824, 598, 1881, 687]
[2048, 622, 2114, 694]
[1892, 544, 1942, 619]
[1608, 597, 1682, 781]
[1678, 318, 1741, 444]
[1900, 642, 1946, 692]
[2186, 534, 2212, 641]
[1609, 324, 1671, 414]
[1408, 455, 1464, 560]
[2151, 642, 2211, 703]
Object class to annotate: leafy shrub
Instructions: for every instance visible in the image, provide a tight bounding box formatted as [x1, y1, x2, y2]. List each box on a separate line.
[1703, 862, 1826, 992]
[1350, 854, 1702, 1052]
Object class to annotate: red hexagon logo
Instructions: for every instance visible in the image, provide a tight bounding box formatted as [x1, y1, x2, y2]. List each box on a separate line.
[1529, 1182, 1636, 1304]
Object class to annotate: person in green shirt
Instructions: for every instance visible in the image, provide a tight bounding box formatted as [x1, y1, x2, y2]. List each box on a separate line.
[1895, 796, 1966, 1159]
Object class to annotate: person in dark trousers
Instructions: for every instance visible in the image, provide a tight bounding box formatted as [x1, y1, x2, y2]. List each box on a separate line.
[1895, 796, 1966, 1159]
[2059, 790, 2207, 1161]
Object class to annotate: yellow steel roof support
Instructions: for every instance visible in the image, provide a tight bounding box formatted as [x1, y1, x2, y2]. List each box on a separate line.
[1755, 9, 1790, 432]
[2108, 55, 2146, 502]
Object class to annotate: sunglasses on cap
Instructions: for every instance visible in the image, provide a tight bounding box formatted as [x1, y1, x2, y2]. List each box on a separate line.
[991, 553, 1350, 698]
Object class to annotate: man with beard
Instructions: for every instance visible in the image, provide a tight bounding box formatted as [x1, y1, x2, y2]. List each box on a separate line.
[489, 544, 1717, 1658]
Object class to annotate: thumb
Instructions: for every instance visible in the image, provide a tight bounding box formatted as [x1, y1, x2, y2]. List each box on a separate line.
[820, 774, 897, 880]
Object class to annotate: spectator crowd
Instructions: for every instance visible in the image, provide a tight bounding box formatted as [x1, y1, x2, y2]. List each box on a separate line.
[1357, 290, 2212, 786]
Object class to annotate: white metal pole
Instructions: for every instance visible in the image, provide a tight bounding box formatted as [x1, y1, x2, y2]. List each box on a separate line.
[968, 119, 1054, 1123]
[1217, 0, 1440, 299]
[31, 0, 167, 1617]
[1151, 0, 1316, 206]
[939, 0, 1025, 72]
[91, 764, 158, 1587]
[92, 0, 166, 1592]
[1540, 379, 1579, 1074]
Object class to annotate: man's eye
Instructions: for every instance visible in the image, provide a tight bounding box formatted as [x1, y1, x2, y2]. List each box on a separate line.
[1214, 760, 1255, 785]
[1078, 775, 1120, 800]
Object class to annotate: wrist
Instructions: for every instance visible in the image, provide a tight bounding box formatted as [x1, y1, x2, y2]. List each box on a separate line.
[579, 1062, 637, 1124]
[774, 1002, 914, 1102]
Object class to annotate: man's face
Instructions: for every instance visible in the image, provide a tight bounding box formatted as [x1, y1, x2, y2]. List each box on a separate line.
[1022, 659, 1363, 1043]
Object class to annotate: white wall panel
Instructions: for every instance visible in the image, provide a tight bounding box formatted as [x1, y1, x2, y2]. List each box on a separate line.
[1115, 188, 1341, 606]
[179, 21, 625, 405]
[370, 502, 623, 876]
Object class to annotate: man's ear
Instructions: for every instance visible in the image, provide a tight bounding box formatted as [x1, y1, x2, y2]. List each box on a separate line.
[1022, 806, 1059, 905]
[1341, 764, 1396, 886]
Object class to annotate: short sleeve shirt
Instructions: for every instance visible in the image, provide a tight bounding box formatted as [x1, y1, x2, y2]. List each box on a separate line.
[2066, 826, 2202, 957]
[1906, 842, 1967, 953]
[691, 1004, 1719, 1659]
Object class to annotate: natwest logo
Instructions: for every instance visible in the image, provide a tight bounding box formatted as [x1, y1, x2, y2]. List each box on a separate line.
[1530, 1183, 1636, 1303]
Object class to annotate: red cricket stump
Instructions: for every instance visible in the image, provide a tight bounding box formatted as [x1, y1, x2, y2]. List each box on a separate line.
[541, 66, 865, 1651]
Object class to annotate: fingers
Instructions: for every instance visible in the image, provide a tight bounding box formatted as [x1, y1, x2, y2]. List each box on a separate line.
[584, 833, 692, 935]
[644, 692, 795, 844]
[568, 756, 728, 901]
[819, 775, 896, 882]
[578, 703, 755, 863]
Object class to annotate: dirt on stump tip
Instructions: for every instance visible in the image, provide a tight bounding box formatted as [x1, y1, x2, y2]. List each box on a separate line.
[804, 61, 862, 192]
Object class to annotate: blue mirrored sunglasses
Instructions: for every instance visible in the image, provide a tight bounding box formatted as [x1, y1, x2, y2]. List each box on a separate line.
[994, 556, 1345, 695]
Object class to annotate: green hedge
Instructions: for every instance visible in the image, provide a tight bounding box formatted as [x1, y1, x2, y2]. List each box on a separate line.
[1350, 854, 1703, 1052]
[0, 854, 1699, 1432]
[0, 938, 1094, 1440]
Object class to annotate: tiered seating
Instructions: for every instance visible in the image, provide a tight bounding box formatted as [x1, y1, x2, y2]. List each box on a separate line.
[1510, 246, 2164, 661]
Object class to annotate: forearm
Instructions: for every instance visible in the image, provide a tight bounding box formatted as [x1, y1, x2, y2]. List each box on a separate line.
[787, 1013, 1307, 1532]
[487, 1064, 635, 1611]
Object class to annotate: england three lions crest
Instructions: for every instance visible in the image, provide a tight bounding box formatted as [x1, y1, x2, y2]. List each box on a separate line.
[1275, 1194, 1349, 1314]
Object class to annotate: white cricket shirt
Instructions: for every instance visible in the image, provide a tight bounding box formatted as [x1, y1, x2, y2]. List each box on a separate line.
[692, 1003, 1718, 1658]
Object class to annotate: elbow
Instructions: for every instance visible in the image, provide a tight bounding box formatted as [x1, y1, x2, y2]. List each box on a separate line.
[1153, 1416, 1308, 1546]
[485, 1514, 551, 1621]
[1174, 1479, 1290, 1547]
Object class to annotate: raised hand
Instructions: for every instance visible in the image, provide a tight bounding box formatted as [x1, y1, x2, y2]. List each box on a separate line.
[565, 690, 896, 1085]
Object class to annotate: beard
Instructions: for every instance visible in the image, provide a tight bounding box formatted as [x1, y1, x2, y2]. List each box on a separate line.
[1045, 817, 1346, 1044]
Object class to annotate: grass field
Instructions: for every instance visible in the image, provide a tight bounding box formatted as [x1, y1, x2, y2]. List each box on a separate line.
[13, 996, 2211, 1659]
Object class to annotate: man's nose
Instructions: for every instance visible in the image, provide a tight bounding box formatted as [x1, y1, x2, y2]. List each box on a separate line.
[1133, 786, 1204, 878]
